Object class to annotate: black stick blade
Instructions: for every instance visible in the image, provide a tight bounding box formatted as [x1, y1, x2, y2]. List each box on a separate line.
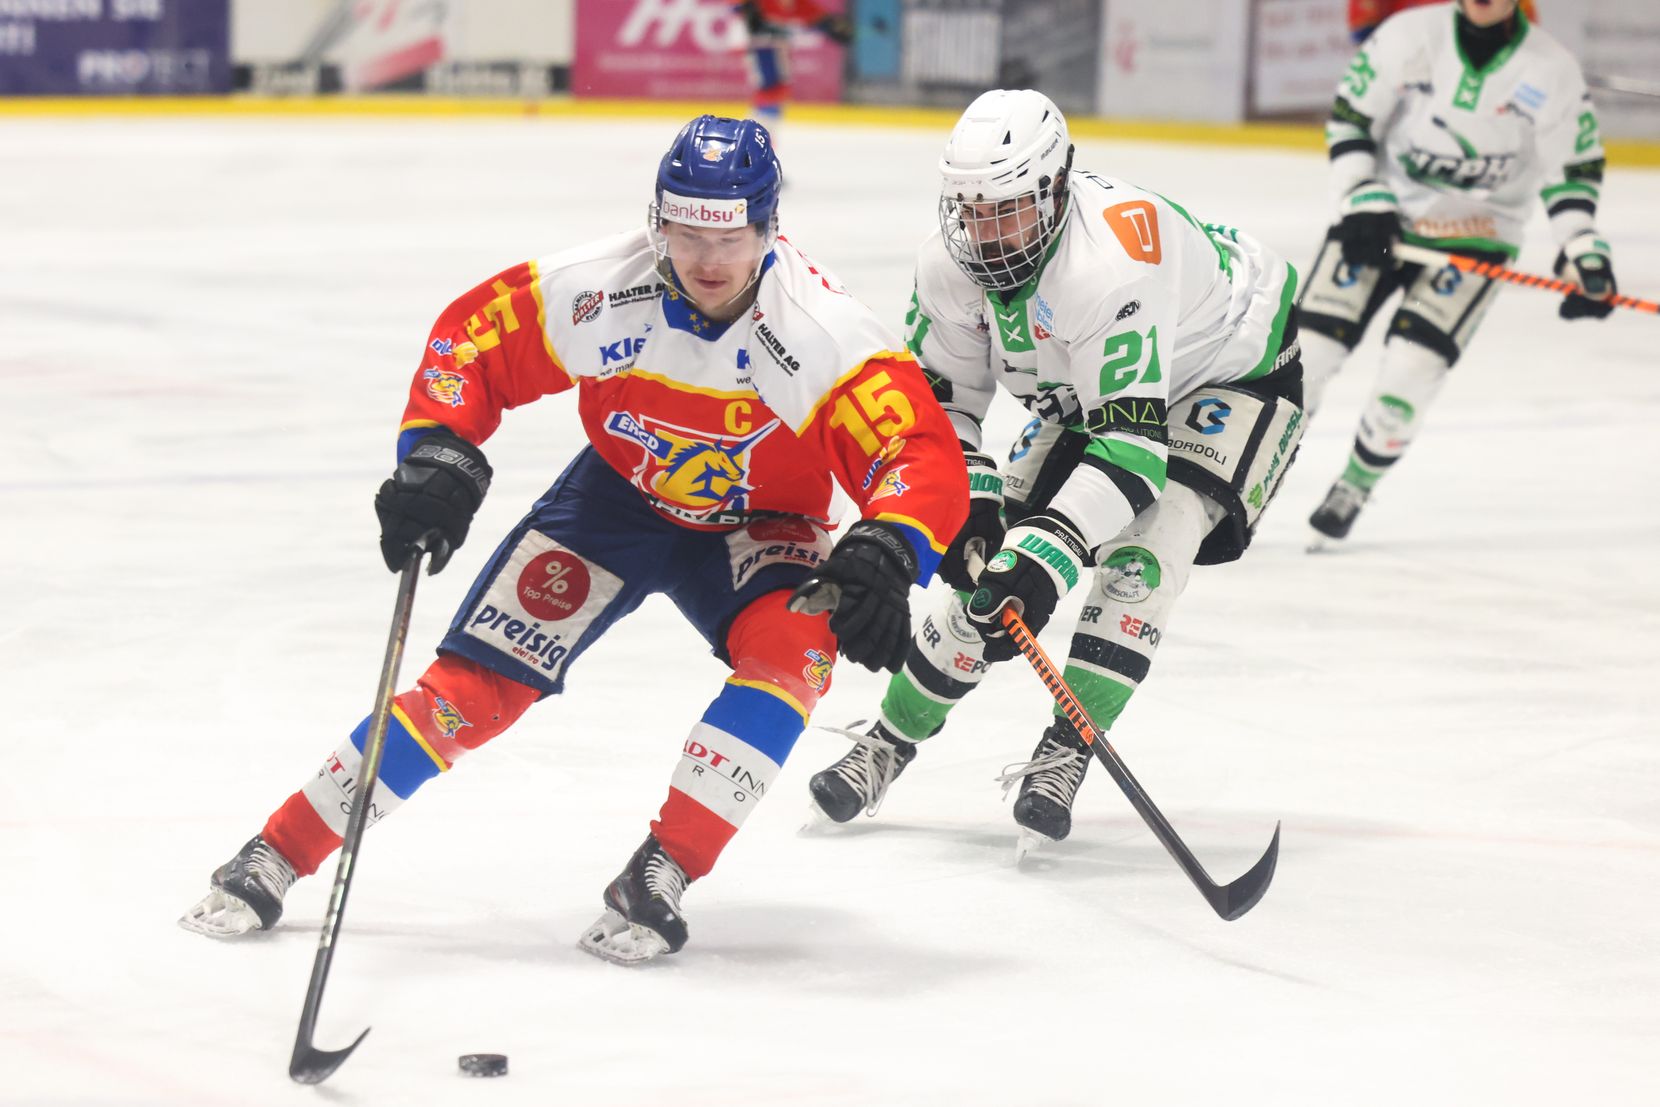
[1210, 822, 1281, 922]
[289, 1027, 371, 1085]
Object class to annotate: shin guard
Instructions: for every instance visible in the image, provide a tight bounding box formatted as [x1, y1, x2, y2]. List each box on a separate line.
[651, 592, 835, 879]
[261, 654, 538, 876]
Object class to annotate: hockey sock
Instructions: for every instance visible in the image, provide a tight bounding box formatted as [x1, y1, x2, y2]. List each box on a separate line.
[1066, 485, 1214, 729]
[1299, 328, 1354, 416]
[261, 654, 538, 877]
[876, 590, 992, 742]
[652, 678, 805, 880]
[650, 591, 832, 879]
[1344, 338, 1452, 489]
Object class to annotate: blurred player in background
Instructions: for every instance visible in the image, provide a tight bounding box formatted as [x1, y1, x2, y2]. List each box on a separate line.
[1349, 0, 1535, 43]
[737, 0, 854, 129]
[180, 115, 966, 963]
[804, 90, 1306, 856]
[1301, 0, 1614, 547]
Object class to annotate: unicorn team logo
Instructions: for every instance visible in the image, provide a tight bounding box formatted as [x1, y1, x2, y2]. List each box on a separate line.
[802, 648, 832, 692]
[431, 696, 473, 741]
[604, 411, 780, 522]
[423, 367, 468, 408]
[860, 436, 906, 491]
[868, 465, 910, 503]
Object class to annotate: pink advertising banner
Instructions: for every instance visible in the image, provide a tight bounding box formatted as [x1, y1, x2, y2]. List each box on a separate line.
[573, 0, 845, 103]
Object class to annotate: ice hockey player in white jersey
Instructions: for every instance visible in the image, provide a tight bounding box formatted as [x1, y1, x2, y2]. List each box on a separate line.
[804, 89, 1307, 853]
[1301, 0, 1616, 545]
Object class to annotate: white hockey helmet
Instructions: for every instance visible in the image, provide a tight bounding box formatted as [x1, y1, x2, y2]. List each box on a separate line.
[938, 89, 1075, 291]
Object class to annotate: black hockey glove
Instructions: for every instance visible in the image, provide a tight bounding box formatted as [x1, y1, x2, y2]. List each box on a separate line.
[792, 520, 918, 674]
[1555, 235, 1617, 321]
[937, 451, 1006, 593]
[374, 429, 492, 574]
[966, 514, 1089, 663]
[1334, 179, 1401, 269]
[816, 13, 855, 44]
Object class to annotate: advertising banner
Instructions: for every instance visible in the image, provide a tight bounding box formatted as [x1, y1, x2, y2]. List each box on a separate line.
[572, 0, 846, 102]
[0, 0, 230, 95]
[1097, 0, 1248, 122]
[1250, 0, 1351, 117]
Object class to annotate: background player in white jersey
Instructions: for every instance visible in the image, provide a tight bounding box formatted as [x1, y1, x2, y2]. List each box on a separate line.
[1300, 0, 1616, 545]
[804, 90, 1306, 851]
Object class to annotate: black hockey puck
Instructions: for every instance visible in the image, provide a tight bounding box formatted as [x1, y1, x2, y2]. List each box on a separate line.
[458, 1053, 508, 1077]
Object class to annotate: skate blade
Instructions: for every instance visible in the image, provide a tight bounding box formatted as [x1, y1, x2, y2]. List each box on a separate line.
[177, 888, 263, 938]
[798, 802, 840, 835]
[1306, 528, 1343, 553]
[1013, 828, 1056, 864]
[577, 908, 670, 966]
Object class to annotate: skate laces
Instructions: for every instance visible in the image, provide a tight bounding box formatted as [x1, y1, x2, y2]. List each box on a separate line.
[643, 849, 688, 908]
[819, 722, 905, 817]
[241, 839, 297, 901]
[1323, 480, 1368, 517]
[996, 741, 1086, 804]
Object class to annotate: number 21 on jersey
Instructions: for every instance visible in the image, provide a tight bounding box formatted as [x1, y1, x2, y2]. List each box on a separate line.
[1100, 326, 1161, 394]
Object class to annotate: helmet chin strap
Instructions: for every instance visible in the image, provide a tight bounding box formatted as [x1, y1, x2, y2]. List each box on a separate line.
[657, 228, 776, 321]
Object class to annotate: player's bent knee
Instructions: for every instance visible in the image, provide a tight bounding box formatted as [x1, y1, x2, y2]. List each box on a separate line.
[1165, 384, 1305, 565]
[1391, 263, 1499, 366]
[395, 653, 540, 760]
[725, 590, 838, 716]
[1297, 233, 1385, 349]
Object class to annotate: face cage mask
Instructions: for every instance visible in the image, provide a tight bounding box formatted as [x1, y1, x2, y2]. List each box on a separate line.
[940, 188, 1062, 292]
[648, 201, 778, 309]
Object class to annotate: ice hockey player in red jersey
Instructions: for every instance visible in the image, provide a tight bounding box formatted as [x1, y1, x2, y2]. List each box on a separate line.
[178, 115, 967, 963]
[737, 0, 854, 128]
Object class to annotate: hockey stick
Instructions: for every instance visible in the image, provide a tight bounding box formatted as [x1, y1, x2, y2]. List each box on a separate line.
[1588, 74, 1660, 100]
[289, 543, 427, 1085]
[999, 606, 1280, 921]
[1391, 242, 1659, 315]
[795, 543, 1278, 920]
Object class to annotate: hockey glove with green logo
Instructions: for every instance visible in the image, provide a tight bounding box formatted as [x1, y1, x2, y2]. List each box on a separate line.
[937, 451, 1006, 592]
[375, 429, 492, 574]
[1334, 179, 1401, 269]
[1555, 233, 1617, 321]
[966, 513, 1089, 662]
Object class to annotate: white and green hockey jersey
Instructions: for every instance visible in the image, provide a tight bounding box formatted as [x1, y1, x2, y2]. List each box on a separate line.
[906, 170, 1298, 551]
[1327, 4, 1605, 258]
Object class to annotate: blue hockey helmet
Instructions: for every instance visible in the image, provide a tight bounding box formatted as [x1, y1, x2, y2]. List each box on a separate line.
[652, 115, 782, 235]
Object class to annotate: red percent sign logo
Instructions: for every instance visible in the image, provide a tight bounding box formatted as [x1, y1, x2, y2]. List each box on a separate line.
[517, 550, 592, 620]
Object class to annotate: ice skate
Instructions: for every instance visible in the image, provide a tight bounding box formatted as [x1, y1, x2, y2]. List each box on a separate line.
[998, 719, 1091, 861]
[178, 835, 298, 937]
[1307, 477, 1371, 550]
[805, 721, 918, 825]
[578, 835, 690, 965]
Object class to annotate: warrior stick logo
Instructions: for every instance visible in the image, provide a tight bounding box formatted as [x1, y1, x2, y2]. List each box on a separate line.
[604, 410, 779, 521]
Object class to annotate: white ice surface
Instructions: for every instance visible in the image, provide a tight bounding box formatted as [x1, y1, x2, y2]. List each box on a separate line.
[2, 115, 1657, 1107]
